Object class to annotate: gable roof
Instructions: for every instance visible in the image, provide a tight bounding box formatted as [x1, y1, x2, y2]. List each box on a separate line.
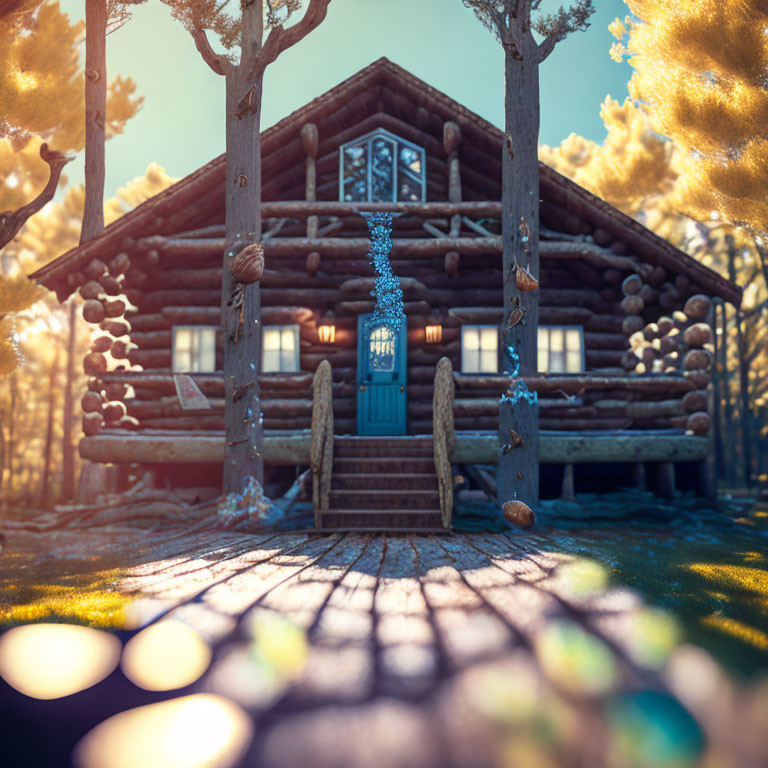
[30, 57, 741, 306]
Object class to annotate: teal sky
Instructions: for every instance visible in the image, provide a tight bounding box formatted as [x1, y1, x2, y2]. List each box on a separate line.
[58, 0, 633, 199]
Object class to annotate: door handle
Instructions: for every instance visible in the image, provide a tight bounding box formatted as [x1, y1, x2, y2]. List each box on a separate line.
[400, 386, 405, 392]
[360, 385, 367, 392]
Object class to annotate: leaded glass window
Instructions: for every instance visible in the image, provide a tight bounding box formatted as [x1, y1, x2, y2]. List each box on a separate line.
[340, 129, 426, 203]
[368, 325, 396, 371]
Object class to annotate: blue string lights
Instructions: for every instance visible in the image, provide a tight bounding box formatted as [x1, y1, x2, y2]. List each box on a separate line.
[499, 344, 538, 407]
[361, 212, 404, 336]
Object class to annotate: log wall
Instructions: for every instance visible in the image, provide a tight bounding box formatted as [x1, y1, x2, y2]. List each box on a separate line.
[77, 207, 715, 439]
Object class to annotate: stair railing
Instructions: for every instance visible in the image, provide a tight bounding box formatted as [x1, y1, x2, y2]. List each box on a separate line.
[310, 359, 334, 527]
[433, 356, 456, 528]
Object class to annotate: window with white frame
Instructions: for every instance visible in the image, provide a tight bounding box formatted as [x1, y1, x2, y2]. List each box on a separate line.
[262, 325, 300, 373]
[340, 128, 426, 203]
[172, 326, 217, 373]
[461, 325, 499, 373]
[537, 326, 584, 373]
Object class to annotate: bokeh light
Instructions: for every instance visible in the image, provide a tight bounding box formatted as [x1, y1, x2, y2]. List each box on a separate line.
[0, 623, 121, 699]
[73, 694, 253, 768]
[121, 620, 212, 691]
[605, 690, 704, 768]
[535, 620, 617, 696]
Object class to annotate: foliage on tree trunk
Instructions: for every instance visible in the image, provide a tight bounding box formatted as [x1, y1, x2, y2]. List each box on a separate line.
[161, 0, 332, 493]
[463, 0, 594, 510]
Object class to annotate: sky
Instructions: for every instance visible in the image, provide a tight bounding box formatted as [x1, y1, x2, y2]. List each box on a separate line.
[58, 0, 633, 200]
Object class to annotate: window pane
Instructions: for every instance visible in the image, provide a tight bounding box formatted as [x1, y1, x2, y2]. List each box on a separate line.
[281, 327, 295, 351]
[342, 144, 367, 202]
[263, 328, 282, 351]
[565, 328, 583, 373]
[463, 327, 479, 352]
[369, 325, 395, 372]
[263, 349, 280, 373]
[480, 349, 498, 373]
[397, 144, 424, 202]
[198, 328, 216, 372]
[537, 327, 549, 372]
[370, 137, 395, 202]
[479, 327, 498, 352]
[463, 348, 479, 374]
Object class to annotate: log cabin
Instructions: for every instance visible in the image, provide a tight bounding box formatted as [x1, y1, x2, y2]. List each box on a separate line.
[31, 58, 741, 529]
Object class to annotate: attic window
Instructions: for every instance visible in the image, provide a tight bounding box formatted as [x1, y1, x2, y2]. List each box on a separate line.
[340, 128, 426, 203]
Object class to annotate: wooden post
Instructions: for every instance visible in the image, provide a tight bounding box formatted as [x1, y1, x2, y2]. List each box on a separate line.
[560, 463, 575, 501]
[696, 455, 717, 500]
[656, 461, 675, 501]
[301, 123, 319, 239]
[631, 462, 646, 491]
[443, 121, 462, 238]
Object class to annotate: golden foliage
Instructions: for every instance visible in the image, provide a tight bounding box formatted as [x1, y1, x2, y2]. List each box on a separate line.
[0, 0, 143, 215]
[540, 97, 673, 216]
[614, 1, 768, 237]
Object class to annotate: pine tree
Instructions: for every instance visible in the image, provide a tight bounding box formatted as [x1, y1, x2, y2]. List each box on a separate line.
[463, 0, 594, 511]
[0, 0, 142, 378]
[161, 0, 332, 493]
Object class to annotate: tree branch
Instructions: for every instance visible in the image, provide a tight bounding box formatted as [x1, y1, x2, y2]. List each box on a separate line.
[0, 143, 71, 250]
[191, 27, 234, 76]
[237, 0, 332, 117]
[536, 29, 560, 62]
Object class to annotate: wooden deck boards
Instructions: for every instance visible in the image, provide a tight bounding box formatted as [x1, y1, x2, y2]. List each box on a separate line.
[111, 529, 686, 766]
[4, 522, 765, 767]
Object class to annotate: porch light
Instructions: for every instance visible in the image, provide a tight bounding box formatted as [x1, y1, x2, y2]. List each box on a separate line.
[318, 324, 336, 344]
[425, 324, 442, 344]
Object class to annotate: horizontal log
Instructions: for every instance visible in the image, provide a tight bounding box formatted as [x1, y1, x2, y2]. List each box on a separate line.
[453, 373, 694, 395]
[450, 432, 710, 464]
[79, 429, 710, 466]
[100, 371, 314, 394]
[139, 235, 641, 270]
[126, 398, 314, 419]
[80, 432, 312, 464]
[159, 305, 314, 325]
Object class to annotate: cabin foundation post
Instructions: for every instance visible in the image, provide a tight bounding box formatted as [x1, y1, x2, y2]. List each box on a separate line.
[656, 461, 675, 501]
[560, 463, 575, 501]
[695, 455, 717, 500]
[631, 461, 646, 491]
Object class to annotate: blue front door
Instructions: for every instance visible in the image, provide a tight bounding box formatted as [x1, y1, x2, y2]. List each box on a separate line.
[357, 314, 407, 435]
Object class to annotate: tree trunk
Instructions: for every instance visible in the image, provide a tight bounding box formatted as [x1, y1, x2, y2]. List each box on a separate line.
[81, 0, 107, 242]
[222, 10, 264, 494]
[7, 373, 16, 499]
[727, 236, 753, 487]
[498, 43, 540, 509]
[60, 300, 77, 501]
[39, 352, 59, 509]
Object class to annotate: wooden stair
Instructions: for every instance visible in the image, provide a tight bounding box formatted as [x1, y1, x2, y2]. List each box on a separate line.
[318, 437, 446, 532]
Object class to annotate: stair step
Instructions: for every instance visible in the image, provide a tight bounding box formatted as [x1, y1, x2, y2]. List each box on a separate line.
[321, 510, 444, 530]
[333, 457, 435, 475]
[334, 437, 432, 459]
[332, 473, 438, 492]
[329, 489, 441, 510]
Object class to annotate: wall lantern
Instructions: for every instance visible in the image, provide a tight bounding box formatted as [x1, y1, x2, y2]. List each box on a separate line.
[318, 324, 336, 344]
[425, 324, 442, 344]
[318, 313, 336, 344]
